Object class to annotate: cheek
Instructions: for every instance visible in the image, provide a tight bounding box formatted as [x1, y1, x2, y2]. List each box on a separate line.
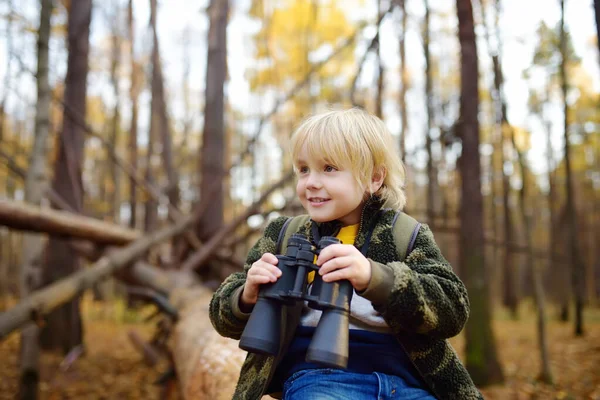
[296, 180, 304, 197]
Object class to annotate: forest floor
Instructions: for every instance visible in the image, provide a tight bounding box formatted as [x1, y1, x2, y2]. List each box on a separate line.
[0, 295, 599, 399]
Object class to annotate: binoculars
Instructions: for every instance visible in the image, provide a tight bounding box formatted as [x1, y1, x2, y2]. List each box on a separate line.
[239, 234, 353, 369]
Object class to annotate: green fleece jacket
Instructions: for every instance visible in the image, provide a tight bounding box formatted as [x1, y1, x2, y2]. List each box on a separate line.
[209, 199, 483, 399]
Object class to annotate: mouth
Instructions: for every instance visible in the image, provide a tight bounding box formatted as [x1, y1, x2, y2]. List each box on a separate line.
[307, 197, 330, 205]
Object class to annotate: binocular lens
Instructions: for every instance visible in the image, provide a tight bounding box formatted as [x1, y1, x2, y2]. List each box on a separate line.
[306, 309, 349, 368]
[239, 297, 282, 355]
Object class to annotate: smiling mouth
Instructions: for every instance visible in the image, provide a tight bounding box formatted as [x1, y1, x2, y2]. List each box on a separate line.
[308, 197, 330, 204]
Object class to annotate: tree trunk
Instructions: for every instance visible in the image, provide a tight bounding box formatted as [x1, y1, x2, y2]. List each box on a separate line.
[513, 133, 553, 384]
[375, 0, 384, 118]
[149, 0, 179, 213]
[40, 0, 92, 354]
[128, 0, 139, 229]
[144, 0, 159, 233]
[595, 0, 600, 72]
[197, 0, 229, 241]
[456, 0, 504, 385]
[19, 1, 54, 397]
[0, 0, 13, 145]
[170, 287, 246, 399]
[559, 0, 585, 336]
[0, 199, 140, 244]
[109, 5, 122, 223]
[398, 0, 408, 162]
[485, 0, 519, 317]
[423, 0, 436, 227]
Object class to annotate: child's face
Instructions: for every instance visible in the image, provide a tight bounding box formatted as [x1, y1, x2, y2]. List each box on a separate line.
[295, 146, 367, 226]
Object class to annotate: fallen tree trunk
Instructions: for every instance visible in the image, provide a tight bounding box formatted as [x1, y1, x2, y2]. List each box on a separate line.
[169, 287, 246, 399]
[0, 198, 139, 245]
[0, 215, 193, 340]
[168, 287, 276, 400]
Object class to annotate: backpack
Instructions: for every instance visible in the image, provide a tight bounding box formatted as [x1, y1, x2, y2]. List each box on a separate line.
[275, 211, 421, 261]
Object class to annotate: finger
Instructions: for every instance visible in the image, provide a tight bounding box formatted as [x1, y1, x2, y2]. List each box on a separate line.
[261, 253, 279, 264]
[250, 264, 281, 280]
[249, 274, 277, 285]
[316, 244, 348, 266]
[319, 256, 353, 276]
[322, 268, 352, 283]
[256, 262, 282, 278]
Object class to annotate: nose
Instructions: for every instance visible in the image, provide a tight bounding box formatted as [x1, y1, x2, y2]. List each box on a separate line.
[305, 171, 322, 189]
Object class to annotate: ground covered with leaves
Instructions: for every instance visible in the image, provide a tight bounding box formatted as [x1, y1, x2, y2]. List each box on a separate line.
[0, 298, 598, 399]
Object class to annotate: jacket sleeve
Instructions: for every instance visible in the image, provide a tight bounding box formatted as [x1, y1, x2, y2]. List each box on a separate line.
[209, 216, 289, 340]
[358, 224, 469, 339]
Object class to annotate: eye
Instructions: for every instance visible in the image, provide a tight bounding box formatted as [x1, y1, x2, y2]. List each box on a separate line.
[297, 165, 309, 174]
[324, 165, 337, 172]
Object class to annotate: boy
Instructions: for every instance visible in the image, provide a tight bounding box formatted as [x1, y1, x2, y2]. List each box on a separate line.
[209, 108, 482, 399]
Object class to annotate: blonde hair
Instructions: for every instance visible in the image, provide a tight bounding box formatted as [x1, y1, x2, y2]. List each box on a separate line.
[290, 108, 407, 210]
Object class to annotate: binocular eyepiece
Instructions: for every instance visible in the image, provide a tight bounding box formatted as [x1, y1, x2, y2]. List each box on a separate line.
[239, 234, 353, 369]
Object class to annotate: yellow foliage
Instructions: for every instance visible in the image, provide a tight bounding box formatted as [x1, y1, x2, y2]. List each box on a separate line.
[248, 0, 358, 107]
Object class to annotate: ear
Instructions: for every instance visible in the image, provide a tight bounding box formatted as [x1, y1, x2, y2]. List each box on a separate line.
[369, 167, 386, 194]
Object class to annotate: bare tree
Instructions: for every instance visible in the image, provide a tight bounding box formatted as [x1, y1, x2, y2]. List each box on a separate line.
[127, 0, 139, 229]
[375, 0, 384, 118]
[108, 1, 122, 223]
[559, 0, 585, 336]
[197, 0, 229, 241]
[0, 0, 13, 145]
[398, 0, 408, 162]
[144, 0, 158, 233]
[423, 0, 437, 227]
[456, 0, 504, 385]
[39, 0, 93, 353]
[149, 0, 179, 212]
[595, 0, 600, 72]
[19, 0, 54, 397]
[512, 131, 553, 383]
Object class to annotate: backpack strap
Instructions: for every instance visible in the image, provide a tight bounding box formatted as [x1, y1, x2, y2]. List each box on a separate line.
[276, 212, 420, 262]
[392, 211, 421, 261]
[276, 215, 311, 254]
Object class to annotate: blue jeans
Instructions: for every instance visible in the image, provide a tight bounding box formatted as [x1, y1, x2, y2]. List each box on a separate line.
[282, 368, 437, 400]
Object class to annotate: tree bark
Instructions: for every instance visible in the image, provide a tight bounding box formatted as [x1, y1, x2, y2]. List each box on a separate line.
[127, 0, 139, 230]
[144, 1, 158, 233]
[108, 4, 122, 223]
[197, 0, 229, 240]
[456, 0, 504, 385]
[398, 0, 408, 162]
[595, 0, 600, 72]
[149, 0, 179, 212]
[560, 0, 585, 336]
[169, 287, 246, 399]
[375, 0, 384, 118]
[40, 0, 92, 354]
[19, 0, 54, 397]
[512, 131, 553, 384]
[423, 0, 437, 227]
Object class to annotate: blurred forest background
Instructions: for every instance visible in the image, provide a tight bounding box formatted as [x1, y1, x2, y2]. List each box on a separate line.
[0, 0, 599, 399]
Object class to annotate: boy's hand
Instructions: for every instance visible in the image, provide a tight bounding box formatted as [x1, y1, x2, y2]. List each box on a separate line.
[316, 244, 372, 292]
[240, 253, 281, 310]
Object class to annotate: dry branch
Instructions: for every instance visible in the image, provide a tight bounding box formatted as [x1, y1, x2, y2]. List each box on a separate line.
[0, 216, 193, 341]
[181, 170, 295, 271]
[0, 198, 140, 245]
